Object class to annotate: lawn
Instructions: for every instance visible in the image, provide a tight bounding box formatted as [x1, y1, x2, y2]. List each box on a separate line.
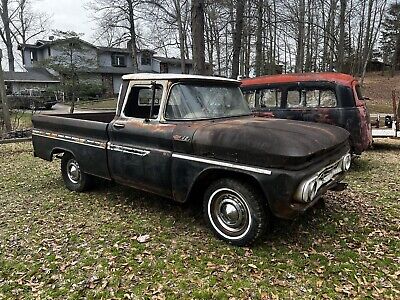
[74, 99, 118, 110]
[0, 140, 399, 299]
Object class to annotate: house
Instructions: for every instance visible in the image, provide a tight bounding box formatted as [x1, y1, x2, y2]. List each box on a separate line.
[4, 67, 60, 95]
[18, 38, 212, 95]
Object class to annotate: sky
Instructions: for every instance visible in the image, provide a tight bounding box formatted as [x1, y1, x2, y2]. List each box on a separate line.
[38, 0, 95, 42]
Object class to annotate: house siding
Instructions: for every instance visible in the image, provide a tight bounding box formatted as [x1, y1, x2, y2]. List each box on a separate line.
[19, 38, 209, 97]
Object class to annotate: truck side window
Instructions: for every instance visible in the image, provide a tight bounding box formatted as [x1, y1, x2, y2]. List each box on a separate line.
[243, 90, 256, 108]
[287, 90, 302, 108]
[124, 85, 163, 119]
[258, 89, 281, 108]
[243, 89, 281, 108]
[287, 89, 337, 108]
[319, 90, 337, 107]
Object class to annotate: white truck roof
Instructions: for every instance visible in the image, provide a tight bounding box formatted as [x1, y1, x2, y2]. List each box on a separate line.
[122, 73, 239, 84]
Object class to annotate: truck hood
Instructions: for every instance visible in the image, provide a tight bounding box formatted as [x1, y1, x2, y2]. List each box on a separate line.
[188, 116, 349, 169]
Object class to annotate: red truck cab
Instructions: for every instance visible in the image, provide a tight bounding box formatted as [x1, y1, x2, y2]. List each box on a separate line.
[241, 73, 373, 155]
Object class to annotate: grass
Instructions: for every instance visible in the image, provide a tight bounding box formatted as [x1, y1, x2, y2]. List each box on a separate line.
[0, 140, 399, 299]
[366, 101, 394, 114]
[10, 111, 32, 130]
[75, 99, 117, 110]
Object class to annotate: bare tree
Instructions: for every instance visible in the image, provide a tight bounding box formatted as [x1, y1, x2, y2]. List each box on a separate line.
[191, 0, 206, 74]
[146, 0, 190, 73]
[0, 49, 11, 132]
[12, 0, 49, 45]
[88, 0, 140, 72]
[0, 0, 15, 71]
[231, 0, 245, 79]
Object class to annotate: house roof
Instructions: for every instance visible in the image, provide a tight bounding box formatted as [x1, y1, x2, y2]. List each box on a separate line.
[122, 73, 239, 84]
[84, 66, 138, 75]
[153, 56, 212, 67]
[19, 38, 97, 50]
[241, 72, 357, 88]
[4, 68, 60, 83]
[153, 56, 193, 65]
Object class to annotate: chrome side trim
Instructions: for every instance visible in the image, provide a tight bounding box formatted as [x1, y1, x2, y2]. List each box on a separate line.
[32, 129, 106, 149]
[107, 143, 150, 157]
[172, 153, 272, 175]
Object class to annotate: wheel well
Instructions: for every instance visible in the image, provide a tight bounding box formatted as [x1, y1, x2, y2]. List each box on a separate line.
[187, 169, 266, 205]
[50, 148, 72, 161]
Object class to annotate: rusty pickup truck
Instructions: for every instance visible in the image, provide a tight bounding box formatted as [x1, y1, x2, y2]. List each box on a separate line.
[32, 74, 352, 246]
[241, 73, 373, 155]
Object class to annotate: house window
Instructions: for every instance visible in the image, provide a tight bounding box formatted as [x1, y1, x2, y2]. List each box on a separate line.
[141, 51, 152, 65]
[112, 54, 127, 67]
[30, 50, 38, 63]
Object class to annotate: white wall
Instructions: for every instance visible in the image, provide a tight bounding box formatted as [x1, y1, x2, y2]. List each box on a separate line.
[113, 75, 122, 94]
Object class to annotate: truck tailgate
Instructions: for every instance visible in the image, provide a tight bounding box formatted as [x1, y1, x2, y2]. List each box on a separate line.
[32, 113, 113, 180]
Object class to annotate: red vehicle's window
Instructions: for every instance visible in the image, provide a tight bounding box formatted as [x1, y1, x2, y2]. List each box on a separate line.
[287, 90, 303, 108]
[244, 89, 281, 108]
[287, 89, 337, 108]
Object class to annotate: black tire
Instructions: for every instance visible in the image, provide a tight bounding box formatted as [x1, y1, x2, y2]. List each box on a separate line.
[61, 153, 93, 192]
[45, 104, 53, 110]
[203, 178, 269, 246]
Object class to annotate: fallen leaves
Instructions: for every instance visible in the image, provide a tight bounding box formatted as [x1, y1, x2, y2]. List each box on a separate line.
[0, 141, 399, 299]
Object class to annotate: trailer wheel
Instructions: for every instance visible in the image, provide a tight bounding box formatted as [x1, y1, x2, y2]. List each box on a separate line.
[61, 153, 93, 192]
[203, 178, 269, 246]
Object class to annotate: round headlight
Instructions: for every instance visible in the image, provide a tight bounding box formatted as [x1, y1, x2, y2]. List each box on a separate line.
[342, 154, 352, 171]
[302, 180, 318, 203]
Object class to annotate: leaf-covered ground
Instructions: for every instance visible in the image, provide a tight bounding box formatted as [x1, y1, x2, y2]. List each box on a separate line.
[0, 140, 399, 299]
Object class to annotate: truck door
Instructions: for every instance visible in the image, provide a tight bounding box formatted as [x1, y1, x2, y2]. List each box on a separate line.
[108, 82, 175, 198]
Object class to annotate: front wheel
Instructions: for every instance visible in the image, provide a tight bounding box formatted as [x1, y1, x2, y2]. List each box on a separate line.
[61, 153, 93, 192]
[203, 178, 269, 246]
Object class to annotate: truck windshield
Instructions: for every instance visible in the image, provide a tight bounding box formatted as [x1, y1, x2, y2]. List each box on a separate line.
[165, 83, 251, 120]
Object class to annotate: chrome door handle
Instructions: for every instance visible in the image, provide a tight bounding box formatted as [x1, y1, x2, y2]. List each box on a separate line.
[113, 123, 125, 129]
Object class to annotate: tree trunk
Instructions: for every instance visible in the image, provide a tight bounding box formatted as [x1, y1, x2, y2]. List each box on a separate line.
[337, 0, 347, 72]
[173, 0, 187, 73]
[231, 0, 245, 79]
[0, 0, 15, 71]
[295, 0, 305, 73]
[191, 0, 206, 75]
[127, 0, 139, 73]
[391, 31, 400, 77]
[0, 51, 11, 132]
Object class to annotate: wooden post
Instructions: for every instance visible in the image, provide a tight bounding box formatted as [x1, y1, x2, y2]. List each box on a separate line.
[393, 90, 399, 131]
[0, 50, 12, 133]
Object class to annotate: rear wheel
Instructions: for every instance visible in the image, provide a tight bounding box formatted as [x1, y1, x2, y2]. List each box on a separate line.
[61, 153, 93, 192]
[203, 178, 269, 246]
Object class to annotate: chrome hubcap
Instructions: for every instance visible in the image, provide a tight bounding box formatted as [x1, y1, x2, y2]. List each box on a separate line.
[67, 159, 81, 184]
[219, 199, 244, 228]
[210, 189, 250, 236]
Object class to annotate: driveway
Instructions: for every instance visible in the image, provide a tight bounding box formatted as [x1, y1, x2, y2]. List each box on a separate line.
[36, 103, 111, 114]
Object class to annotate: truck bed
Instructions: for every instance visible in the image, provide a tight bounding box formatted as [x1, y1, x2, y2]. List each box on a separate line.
[32, 112, 116, 180]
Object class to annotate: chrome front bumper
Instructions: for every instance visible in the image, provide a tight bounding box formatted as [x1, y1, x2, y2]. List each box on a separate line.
[294, 153, 352, 203]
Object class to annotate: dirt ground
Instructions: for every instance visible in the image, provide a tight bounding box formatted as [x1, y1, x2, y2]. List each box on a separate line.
[362, 72, 400, 114]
